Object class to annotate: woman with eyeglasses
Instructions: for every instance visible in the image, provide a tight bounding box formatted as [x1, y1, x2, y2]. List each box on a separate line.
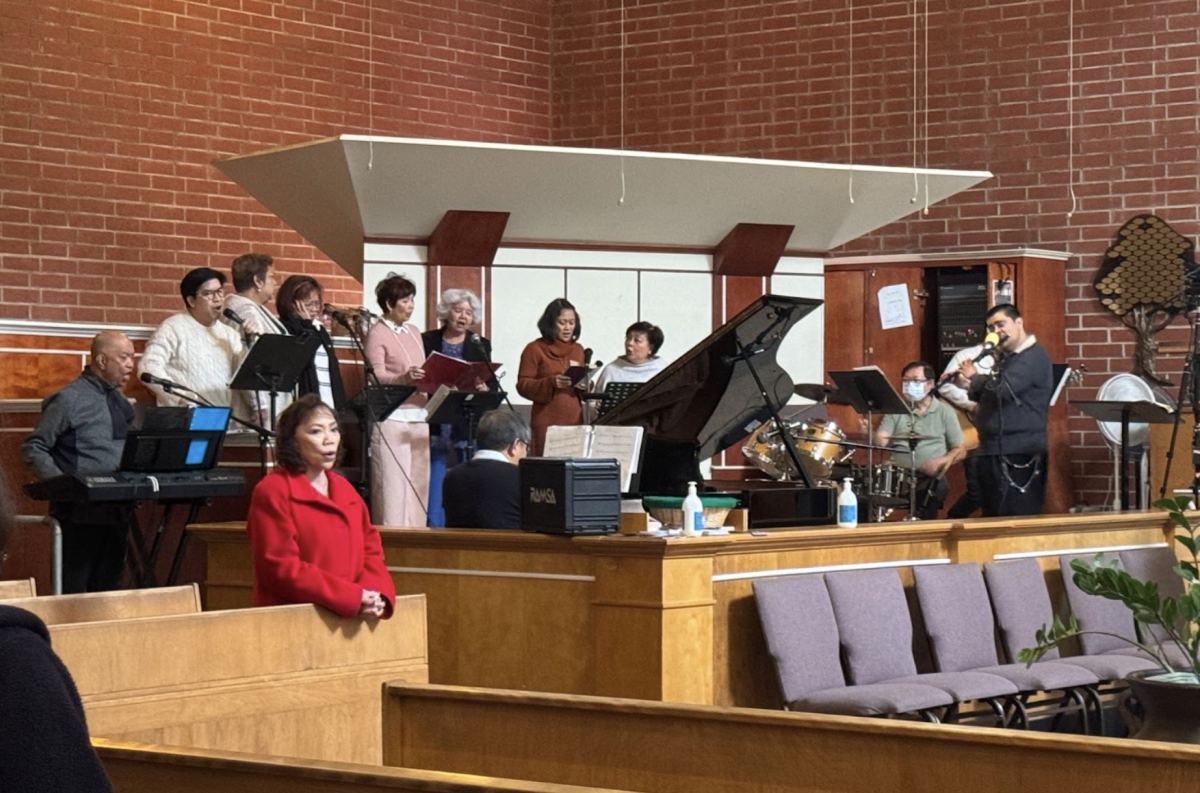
[363, 274, 431, 527]
[276, 275, 347, 411]
[139, 266, 254, 422]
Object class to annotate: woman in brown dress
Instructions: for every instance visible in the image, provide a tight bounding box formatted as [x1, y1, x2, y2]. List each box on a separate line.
[517, 298, 585, 455]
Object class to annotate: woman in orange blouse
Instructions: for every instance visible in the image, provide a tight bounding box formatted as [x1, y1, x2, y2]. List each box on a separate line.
[364, 274, 430, 527]
[517, 298, 586, 455]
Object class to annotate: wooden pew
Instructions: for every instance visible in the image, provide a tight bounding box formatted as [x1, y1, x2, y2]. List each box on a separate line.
[1, 584, 201, 625]
[0, 577, 36, 598]
[95, 740, 625, 793]
[53, 598, 427, 765]
[382, 683, 1200, 793]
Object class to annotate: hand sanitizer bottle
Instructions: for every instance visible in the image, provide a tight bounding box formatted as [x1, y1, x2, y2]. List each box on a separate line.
[837, 477, 858, 529]
[682, 481, 704, 537]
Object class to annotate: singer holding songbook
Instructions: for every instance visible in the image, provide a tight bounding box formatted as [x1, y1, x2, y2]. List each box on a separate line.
[220, 252, 290, 426]
[421, 288, 493, 527]
[364, 273, 430, 527]
[517, 298, 586, 455]
[943, 304, 1052, 517]
[277, 275, 347, 411]
[139, 267, 254, 423]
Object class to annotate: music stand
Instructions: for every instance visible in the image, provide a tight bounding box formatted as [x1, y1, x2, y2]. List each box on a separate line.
[348, 384, 416, 422]
[597, 382, 643, 418]
[1073, 399, 1175, 511]
[426, 389, 506, 454]
[230, 334, 321, 429]
[828, 368, 912, 521]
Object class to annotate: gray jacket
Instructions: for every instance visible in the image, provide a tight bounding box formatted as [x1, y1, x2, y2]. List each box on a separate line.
[21, 370, 132, 481]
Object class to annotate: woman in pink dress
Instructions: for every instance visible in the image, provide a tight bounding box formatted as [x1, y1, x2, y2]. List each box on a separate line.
[364, 274, 430, 526]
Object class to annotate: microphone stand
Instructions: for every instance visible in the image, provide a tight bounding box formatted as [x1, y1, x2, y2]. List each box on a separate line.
[471, 333, 516, 413]
[338, 314, 384, 504]
[1159, 310, 1200, 503]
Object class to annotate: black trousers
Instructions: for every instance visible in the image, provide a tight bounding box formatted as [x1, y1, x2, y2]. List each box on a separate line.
[947, 455, 982, 519]
[50, 503, 130, 594]
[977, 453, 1047, 517]
[914, 474, 950, 520]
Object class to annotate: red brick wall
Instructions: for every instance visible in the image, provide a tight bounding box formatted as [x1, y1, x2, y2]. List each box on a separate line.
[551, 0, 1200, 507]
[0, 0, 551, 323]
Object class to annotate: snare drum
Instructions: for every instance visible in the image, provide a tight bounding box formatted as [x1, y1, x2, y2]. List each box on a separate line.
[793, 418, 846, 480]
[742, 430, 787, 480]
[850, 463, 912, 502]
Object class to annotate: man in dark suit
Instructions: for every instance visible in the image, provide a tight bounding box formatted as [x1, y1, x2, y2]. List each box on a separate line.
[442, 410, 529, 529]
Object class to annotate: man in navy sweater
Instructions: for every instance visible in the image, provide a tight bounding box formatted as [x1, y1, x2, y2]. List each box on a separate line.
[442, 410, 530, 529]
[946, 304, 1052, 517]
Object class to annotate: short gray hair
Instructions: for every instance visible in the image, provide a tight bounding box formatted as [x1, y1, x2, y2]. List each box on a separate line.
[476, 410, 530, 452]
[436, 289, 482, 325]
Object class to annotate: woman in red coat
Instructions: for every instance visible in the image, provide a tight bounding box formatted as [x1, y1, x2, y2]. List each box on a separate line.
[246, 394, 396, 619]
[517, 298, 586, 455]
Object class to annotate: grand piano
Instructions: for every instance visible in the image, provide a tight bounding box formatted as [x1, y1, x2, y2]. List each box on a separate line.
[597, 294, 836, 528]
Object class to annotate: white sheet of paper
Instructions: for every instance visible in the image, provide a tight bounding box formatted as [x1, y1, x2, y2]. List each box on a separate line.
[877, 283, 913, 330]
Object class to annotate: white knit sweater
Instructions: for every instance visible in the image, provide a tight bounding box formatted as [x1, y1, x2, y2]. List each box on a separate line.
[139, 313, 250, 420]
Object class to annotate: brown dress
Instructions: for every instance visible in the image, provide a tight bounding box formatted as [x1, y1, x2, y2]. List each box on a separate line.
[517, 338, 585, 455]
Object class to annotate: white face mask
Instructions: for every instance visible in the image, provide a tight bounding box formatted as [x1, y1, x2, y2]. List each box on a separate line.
[903, 381, 928, 402]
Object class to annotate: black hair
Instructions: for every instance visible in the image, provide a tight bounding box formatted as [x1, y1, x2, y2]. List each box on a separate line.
[902, 360, 935, 382]
[536, 298, 581, 343]
[986, 303, 1021, 322]
[375, 274, 417, 315]
[180, 267, 226, 305]
[626, 321, 664, 355]
[274, 394, 340, 474]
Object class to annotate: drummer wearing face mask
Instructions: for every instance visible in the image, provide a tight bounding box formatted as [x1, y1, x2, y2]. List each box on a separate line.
[874, 361, 965, 519]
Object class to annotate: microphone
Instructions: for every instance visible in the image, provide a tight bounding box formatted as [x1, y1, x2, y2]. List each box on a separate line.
[222, 307, 259, 342]
[972, 332, 1001, 363]
[583, 348, 594, 366]
[140, 371, 182, 390]
[324, 304, 377, 327]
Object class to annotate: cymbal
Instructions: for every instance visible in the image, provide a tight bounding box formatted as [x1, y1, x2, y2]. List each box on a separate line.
[793, 383, 834, 401]
[835, 438, 894, 452]
[793, 383, 853, 405]
[888, 429, 931, 441]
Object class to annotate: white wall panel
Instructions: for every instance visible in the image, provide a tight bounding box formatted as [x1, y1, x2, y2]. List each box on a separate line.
[566, 269, 639, 365]
[638, 271, 712, 366]
[490, 267, 567, 405]
[771, 274, 825, 404]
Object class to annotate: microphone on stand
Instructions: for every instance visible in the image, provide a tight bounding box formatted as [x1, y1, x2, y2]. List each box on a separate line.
[222, 308, 259, 343]
[583, 348, 594, 366]
[972, 332, 1002, 364]
[139, 371, 184, 391]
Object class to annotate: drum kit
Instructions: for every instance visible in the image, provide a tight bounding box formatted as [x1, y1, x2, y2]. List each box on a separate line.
[741, 382, 935, 520]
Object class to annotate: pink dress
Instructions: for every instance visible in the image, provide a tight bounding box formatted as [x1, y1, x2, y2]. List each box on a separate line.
[364, 319, 430, 527]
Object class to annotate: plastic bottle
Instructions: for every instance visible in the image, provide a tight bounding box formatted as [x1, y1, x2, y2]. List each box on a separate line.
[682, 481, 704, 537]
[837, 477, 858, 529]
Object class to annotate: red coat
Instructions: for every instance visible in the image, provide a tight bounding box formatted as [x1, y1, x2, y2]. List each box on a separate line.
[246, 468, 396, 619]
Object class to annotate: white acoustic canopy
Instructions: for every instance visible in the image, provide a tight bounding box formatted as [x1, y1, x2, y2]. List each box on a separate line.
[214, 135, 992, 281]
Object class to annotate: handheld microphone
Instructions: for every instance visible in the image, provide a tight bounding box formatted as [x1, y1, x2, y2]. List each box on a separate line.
[973, 332, 1001, 363]
[222, 307, 258, 341]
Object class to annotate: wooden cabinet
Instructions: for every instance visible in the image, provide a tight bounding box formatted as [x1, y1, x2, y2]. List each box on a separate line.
[822, 249, 1073, 514]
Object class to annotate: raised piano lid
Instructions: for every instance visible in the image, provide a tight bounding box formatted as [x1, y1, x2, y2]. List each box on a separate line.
[596, 294, 821, 494]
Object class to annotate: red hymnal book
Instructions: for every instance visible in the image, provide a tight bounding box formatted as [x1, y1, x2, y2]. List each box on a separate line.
[418, 352, 500, 394]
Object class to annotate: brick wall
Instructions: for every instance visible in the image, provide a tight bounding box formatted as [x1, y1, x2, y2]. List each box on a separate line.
[551, 0, 1200, 507]
[0, 0, 551, 323]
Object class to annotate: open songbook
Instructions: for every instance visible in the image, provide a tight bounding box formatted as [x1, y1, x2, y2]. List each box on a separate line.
[542, 424, 645, 492]
[418, 352, 501, 394]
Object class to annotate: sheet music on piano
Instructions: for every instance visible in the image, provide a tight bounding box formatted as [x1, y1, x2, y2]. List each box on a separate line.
[542, 425, 644, 492]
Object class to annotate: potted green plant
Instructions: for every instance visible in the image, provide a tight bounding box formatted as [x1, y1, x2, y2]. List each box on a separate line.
[1019, 495, 1200, 742]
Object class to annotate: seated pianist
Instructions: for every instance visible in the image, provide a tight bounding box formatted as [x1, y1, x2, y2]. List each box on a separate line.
[442, 410, 531, 530]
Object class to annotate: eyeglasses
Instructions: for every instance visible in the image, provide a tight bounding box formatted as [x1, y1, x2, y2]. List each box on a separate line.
[198, 289, 225, 301]
[300, 299, 323, 312]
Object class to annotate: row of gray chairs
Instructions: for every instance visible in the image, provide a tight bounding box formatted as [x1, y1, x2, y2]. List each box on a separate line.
[753, 557, 1161, 731]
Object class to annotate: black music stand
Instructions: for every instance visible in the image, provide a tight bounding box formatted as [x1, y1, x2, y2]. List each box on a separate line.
[347, 384, 416, 511]
[426, 389, 506, 455]
[828, 368, 912, 521]
[1073, 399, 1175, 511]
[597, 382, 643, 418]
[230, 334, 321, 430]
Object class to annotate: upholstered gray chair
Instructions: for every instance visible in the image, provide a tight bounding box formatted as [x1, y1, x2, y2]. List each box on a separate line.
[984, 558, 1158, 682]
[752, 574, 952, 720]
[914, 562, 1101, 732]
[823, 568, 1019, 725]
